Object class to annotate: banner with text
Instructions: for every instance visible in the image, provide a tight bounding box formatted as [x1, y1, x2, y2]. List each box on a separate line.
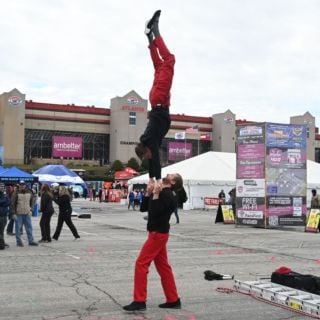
[236, 123, 266, 227]
[265, 123, 307, 226]
[52, 136, 83, 158]
[168, 142, 192, 161]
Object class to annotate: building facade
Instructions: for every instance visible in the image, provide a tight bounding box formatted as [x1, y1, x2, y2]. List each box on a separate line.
[0, 88, 319, 165]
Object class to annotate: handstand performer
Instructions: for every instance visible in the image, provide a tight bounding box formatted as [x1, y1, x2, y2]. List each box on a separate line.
[135, 10, 175, 186]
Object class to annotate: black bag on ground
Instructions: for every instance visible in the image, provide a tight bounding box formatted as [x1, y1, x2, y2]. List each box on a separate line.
[271, 271, 320, 295]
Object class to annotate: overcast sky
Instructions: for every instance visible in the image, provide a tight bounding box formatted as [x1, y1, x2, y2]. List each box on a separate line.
[1, 0, 320, 127]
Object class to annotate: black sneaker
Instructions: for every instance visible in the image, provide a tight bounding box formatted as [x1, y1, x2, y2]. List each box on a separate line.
[29, 242, 39, 246]
[146, 10, 161, 29]
[17, 242, 24, 247]
[123, 301, 146, 311]
[158, 298, 181, 309]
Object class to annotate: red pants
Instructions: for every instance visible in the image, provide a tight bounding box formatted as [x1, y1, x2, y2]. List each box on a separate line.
[133, 231, 179, 302]
[149, 36, 175, 107]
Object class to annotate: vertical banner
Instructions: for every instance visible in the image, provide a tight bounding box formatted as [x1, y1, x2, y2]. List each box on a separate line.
[236, 124, 266, 227]
[265, 123, 307, 226]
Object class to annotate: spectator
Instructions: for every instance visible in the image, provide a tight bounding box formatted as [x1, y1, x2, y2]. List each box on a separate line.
[11, 180, 38, 247]
[39, 184, 54, 243]
[52, 186, 80, 241]
[173, 186, 187, 224]
[218, 189, 226, 204]
[0, 189, 10, 249]
[128, 191, 135, 210]
[311, 189, 320, 209]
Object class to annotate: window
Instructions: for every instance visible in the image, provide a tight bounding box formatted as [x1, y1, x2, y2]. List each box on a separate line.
[129, 112, 136, 125]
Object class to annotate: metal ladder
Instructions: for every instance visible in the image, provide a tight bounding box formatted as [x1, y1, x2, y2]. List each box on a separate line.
[234, 279, 320, 317]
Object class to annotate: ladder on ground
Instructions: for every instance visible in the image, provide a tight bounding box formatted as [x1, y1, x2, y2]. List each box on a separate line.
[234, 279, 320, 318]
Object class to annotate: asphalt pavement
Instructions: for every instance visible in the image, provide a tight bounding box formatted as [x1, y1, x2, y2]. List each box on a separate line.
[1, 198, 319, 320]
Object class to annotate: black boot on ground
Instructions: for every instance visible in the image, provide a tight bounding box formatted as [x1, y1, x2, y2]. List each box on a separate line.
[123, 301, 146, 311]
[158, 298, 181, 309]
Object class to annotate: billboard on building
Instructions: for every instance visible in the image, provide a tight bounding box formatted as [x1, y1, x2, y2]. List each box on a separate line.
[168, 142, 192, 161]
[52, 136, 83, 158]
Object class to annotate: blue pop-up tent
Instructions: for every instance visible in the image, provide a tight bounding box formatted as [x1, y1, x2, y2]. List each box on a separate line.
[33, 165, 86, 188]
[0, 166, 38, 183]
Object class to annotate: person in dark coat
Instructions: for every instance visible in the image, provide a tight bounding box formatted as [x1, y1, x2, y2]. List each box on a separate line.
[52, 186, 80, 241]
[0, 189, 11, 249]
[173, 186, 187, 224]
[39, 184, 54, 243]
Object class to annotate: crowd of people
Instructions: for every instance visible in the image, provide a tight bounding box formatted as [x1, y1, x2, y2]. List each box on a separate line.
[0, 181, 80, 249]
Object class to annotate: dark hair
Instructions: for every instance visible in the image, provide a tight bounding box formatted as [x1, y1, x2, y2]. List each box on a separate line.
[135, 143, 146, 160]
[172, 173, 183, 190]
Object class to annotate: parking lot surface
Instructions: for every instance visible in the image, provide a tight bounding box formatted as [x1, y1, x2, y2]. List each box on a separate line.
[1, 199, 318, 320]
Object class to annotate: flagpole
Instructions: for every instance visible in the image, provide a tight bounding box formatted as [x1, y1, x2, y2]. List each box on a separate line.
[198, 132, 200, 155]
[184, 134, 187, 159]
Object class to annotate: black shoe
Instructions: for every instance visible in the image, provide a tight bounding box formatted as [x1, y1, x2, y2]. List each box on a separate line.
[29, 242, 39, 246]
[52, 237, 58, 241]
[7, 232, 15, 236]
[4, 243, 9, 248]
[17, 242, 24, 247]
[74, 236, 80, 240]
[123, 301, 146, 311]
[147, 10, 161, 29]
[158, 298, 181, 309]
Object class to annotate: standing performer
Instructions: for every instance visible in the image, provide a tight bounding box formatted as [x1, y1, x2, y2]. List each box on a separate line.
[123, 173, 182, 312]
[135, 10, 175, 186]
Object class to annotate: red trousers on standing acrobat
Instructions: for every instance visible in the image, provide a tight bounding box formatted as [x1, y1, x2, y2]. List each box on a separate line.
[133, 231, 179, 303]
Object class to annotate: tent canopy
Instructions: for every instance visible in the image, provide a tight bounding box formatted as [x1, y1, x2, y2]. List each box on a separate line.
[129, 151, 236, 185]
[33, 165, 86, 186]
[0, 166, 38, 183]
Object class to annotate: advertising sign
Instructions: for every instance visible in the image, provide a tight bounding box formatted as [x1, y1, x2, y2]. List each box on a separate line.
[236, 179, 265, 198]
[305, 209, 320, 232]
[168, 142, 192, 161]
[52, 136, 83, 158]
[265, 123, 307, 226]
[236, 123, 266, 227]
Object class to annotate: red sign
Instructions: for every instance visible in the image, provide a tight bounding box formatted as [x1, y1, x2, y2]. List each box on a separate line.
[204, 197, 221, 206]
[200, 133, 212, 141]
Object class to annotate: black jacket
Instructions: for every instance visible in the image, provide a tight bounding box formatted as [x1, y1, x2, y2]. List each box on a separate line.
[40, 192, 54, 215]
[140, 187, 177, 233]
[53, 194, 72, 215]
[0, 195, 10, 217]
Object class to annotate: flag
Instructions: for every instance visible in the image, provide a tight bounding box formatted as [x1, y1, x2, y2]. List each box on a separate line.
[186, 125, 199, 133]
[175, 132, 186, 140]
[200, 133, 212, 141]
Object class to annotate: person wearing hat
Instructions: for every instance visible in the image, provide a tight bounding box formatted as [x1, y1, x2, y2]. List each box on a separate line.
[10, 180, 38, 247]
[0, 188, 11, 249]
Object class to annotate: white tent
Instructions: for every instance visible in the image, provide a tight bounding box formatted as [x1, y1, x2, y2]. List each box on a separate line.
[128, 151, 320, 209]
[128, 152, 237, 209]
